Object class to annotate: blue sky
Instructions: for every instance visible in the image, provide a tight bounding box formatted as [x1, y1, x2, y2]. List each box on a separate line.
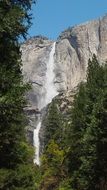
[28, 0, 107, 40]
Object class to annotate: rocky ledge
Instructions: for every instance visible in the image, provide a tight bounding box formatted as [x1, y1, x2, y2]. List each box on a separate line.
[21, 14, 107, 148]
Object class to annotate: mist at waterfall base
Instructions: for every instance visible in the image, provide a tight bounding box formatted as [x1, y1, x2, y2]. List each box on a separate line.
[33, 42, 58, 165]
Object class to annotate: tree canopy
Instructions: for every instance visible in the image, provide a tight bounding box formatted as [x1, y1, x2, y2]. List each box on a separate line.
[0, 1, 37, 189]
[38, 55, 107, 190]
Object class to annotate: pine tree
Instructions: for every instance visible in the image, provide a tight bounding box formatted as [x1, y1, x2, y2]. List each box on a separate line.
[0, 1, 37, 189]
[44, 100, 63, 146]
[68, 55, 107, 190]
[39, 100, 68, 190]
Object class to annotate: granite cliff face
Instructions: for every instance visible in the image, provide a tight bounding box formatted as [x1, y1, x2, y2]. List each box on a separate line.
[55, 15, 107, 90]
[21, 15, 107, 147]
[21, 36, 53, 145]
[21, 36, 53, 109]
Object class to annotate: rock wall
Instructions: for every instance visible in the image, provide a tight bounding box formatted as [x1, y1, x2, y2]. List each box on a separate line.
[21, 15, 107, 146]
[55, 14, 107, 90]
[21, 37, 53, 144]
[21, 36, 53, 109]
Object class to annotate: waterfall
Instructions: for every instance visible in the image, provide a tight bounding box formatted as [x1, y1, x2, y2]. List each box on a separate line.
[33, 121, 41, 165]
[33, 42, 58, 165]
[45, 42, 58, 105]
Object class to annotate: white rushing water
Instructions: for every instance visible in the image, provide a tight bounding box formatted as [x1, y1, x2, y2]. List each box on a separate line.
[45, 42, 58, 105]
[33, 121, 41, 165]
[33, 42, 58, 165]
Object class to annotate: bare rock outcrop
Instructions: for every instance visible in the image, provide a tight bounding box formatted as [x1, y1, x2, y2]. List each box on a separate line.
[21, 36, 53, 109]
[55, 14, 107, 91]
[21, 15, 107, 110]
[21, 15, 107, 147]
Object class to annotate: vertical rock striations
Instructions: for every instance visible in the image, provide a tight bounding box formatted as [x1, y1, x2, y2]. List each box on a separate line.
[21, 36, 53, 109]
[55, 15, 107, 91]
[21, 14, 107, 156]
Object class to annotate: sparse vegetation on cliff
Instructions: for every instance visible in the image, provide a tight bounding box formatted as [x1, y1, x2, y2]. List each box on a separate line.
[37, 55, 107, 190]
[0, 1, 107, 189]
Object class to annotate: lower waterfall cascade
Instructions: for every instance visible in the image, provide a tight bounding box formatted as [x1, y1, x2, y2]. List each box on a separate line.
[33, 121, 41, 165]
[33, 42, 58, 165]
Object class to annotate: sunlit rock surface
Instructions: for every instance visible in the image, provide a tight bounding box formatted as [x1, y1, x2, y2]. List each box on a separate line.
[21, 15, 107, 152]
[21, 36, 53, 109]
[55, 15, 107, 90]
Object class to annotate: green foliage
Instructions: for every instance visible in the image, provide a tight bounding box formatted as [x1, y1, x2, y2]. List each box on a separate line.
[38, 100, 68, 190]
[0, 0, 37, 189]
[68, 55, 107, 190]
[58, 178, 72, 190]
[35, 55, 107, 190]
[0, 169, 11, 189]
[42, 140, 65, 172]
[40, 147, 67, 190]
[44, 100, 63, 146]
[1, 6, 106, 189]
[0, 164, 37, 190]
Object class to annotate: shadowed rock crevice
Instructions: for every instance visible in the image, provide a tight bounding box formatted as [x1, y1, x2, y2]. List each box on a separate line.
[21, 15, 107, 153]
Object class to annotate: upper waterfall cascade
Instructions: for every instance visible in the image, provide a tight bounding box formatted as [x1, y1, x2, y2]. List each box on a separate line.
[21, 15, 107, 166]
[45, 42, 58, 106]
[33, 42, 58, 165]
